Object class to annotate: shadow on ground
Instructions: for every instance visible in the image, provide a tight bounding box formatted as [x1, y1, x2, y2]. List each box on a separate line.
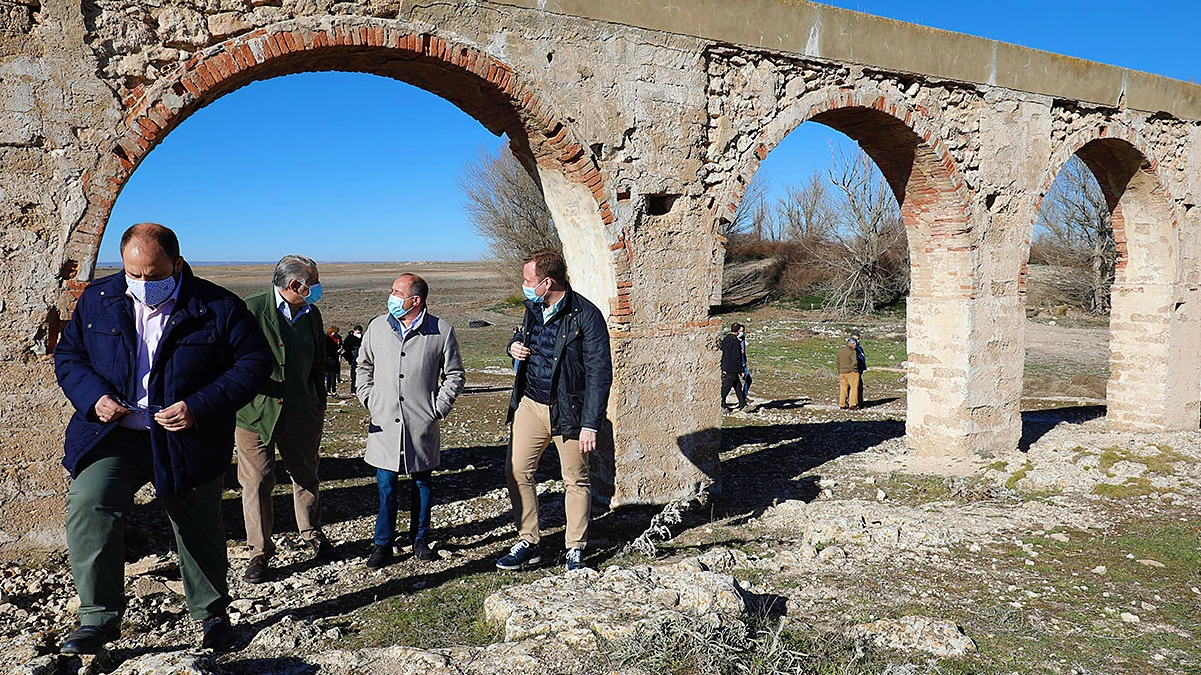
[1019, 405, 1105, 451]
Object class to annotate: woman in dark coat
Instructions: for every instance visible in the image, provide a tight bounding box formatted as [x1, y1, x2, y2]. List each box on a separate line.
[325, 326, 343, 394]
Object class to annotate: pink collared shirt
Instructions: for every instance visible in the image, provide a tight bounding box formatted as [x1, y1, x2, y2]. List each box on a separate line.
[119, 280, 181, 430]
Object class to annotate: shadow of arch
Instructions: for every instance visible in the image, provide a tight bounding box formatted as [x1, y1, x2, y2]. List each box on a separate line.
[60, 16, 621, 322]
[1034, 124, 1194, 432]
[714, 84, 975, 455]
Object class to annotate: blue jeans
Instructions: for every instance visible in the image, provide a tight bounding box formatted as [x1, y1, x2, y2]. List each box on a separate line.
[374, 468, 433, 546]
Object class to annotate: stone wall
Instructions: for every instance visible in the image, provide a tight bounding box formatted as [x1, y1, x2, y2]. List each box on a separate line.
[2, 0, 1201, 549]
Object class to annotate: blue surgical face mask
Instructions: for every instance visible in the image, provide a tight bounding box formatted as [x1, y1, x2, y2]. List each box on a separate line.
[388, 294, 411, 319]
[303, 281, 322, 305]
[522, 277, 548, 303]
[127, 274, 177, 308]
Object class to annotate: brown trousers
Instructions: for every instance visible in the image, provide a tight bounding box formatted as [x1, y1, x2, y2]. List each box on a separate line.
[235, 405, 325, 558]
[838, 371, 861, 408]
[507, 397, 590, 549]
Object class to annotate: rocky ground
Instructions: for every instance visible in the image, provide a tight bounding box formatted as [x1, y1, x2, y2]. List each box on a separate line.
[4, 265, 1197, 674]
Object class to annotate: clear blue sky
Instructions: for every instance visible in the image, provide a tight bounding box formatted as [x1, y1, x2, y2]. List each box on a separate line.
[101, 1, 1201, 263]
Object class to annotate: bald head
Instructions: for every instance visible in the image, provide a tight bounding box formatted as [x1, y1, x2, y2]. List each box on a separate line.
[394, 273, 428, 302]
[120, 222, 179, 261]
[120, 223, 182, 281]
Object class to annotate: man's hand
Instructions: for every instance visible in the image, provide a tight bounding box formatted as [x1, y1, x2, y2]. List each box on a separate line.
[579, 428, 597, 455]
[94, 394, 130, 424]
[154, 401, 196, 432]
[510, 342, 531, 361]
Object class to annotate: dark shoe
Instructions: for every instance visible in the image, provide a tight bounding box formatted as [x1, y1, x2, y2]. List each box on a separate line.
[565, 547, 586, 572]
[309, 533, 334, 561]
[413, 539, 435, 561]
[366, 544, 393, 569]
[60, 625, 119, 654]
[201, 615, 239, 652]
[496, 540, 541, 571]
[840, 405, 848, 410]
[244, 555, 269, 584]
[849, 405, 860, 411]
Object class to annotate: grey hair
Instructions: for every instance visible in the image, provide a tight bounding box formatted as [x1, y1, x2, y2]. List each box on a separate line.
[273, 254, 318, 288]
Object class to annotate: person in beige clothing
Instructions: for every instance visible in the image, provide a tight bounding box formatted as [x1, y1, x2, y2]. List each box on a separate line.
[837, 337, 861, 410]
[497, 249, 612, 573]
[234, 254, 329, 584]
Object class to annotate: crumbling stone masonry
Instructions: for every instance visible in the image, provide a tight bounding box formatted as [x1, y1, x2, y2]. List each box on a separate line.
[2, 0, 1200, 550]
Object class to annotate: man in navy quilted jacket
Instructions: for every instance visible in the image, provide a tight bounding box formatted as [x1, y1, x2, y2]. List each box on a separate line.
[53, 223, 271, 654]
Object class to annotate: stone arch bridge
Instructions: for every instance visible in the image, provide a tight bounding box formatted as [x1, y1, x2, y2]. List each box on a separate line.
[2, 0, 1199, 548]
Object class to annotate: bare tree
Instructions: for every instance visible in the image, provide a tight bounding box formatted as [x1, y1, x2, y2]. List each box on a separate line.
[777, 173, 837, 244]
[1030, 156, 1114, 313]
[818, 147, 909, 315]
[459, 144, 560, 271]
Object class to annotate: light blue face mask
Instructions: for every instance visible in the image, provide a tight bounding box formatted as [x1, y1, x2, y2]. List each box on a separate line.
[303, 281, 322, 305]
[388, 294, 411, 319]
[522, 278, 548, 303]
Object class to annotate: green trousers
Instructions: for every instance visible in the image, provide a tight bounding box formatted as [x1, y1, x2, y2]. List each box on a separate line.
[66, 428, 230, 628]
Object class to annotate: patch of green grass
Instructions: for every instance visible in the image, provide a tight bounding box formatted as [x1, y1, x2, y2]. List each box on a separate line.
[1091, 477, 1166, 499]
[986, 460, 1008, 471]
[1143, 444, 1188, 476]
[348, 573, 509, 649]
[1097, 446, 1122, 475]
[1005, 461, 1032, 490]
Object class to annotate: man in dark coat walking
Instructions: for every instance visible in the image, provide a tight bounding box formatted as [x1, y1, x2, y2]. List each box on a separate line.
[53, 223, 272, 654]
[720, 322, 748, 411]
[497, 249, 612, 573]
[342, 324, 363, 394]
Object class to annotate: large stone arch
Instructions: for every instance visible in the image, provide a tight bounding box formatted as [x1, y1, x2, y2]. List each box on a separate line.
[716, 84, 982, 455]
[59, 16, 622, 321]
[1036, 124, 1197, 431]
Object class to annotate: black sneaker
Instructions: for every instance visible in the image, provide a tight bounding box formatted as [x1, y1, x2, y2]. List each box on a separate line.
[60, 625, 120, 654]
[244, 555, 269, 584]
[201, 615, 239, 652]
[413, 539, 435, 561]
[366, 544, 393, 569]
[565, 547, 586, 572]
[496, 540, 541, 570]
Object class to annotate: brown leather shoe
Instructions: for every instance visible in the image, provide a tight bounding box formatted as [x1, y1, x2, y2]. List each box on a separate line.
[244, 555, 269, 584]
[309, 533, 334, 561]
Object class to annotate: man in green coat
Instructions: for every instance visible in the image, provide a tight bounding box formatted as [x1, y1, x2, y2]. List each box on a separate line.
[234, 254, 329, 583]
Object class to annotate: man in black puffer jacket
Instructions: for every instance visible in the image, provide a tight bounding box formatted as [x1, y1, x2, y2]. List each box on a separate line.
[497, 248, 612, 573]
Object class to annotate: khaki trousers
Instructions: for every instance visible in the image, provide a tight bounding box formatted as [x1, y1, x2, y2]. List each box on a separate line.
[235, 405, 325, 558]
[507, 397, 590, 549]
[838, 372, 861, 408]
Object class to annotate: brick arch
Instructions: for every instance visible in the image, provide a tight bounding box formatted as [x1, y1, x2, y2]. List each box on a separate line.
[1033, 123, 1188, 432]
[1036, 124, 1179, 285]
[62, 16, 624, 321]
[713, 84, 978, 454]
[715, 85, 973, 299]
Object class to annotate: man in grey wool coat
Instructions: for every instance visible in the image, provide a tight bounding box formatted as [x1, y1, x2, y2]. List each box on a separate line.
[356, 273, 465, 568]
